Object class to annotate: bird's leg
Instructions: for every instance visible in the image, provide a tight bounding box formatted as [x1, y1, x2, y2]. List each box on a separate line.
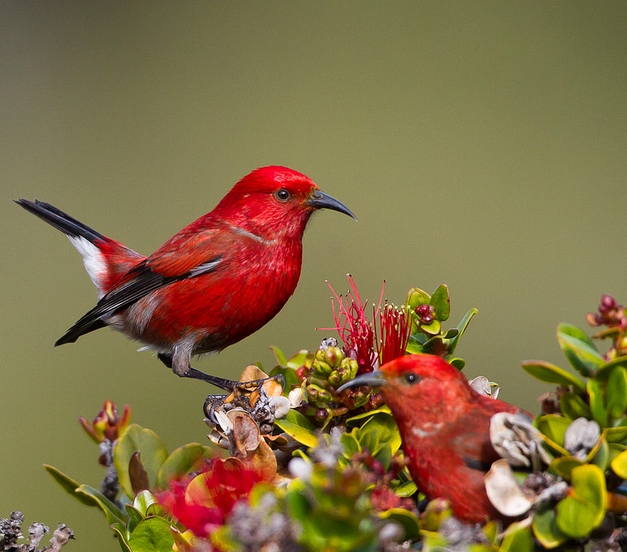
[157, 353, 240, 391]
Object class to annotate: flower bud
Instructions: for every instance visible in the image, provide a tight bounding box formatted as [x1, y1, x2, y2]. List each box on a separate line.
[312, 359, 333, 376]
[601, 294, 617, 312]
[352, 390, 370, 409]
[415, 304, 436, 324]
[327, 370, 342, 387]
[324, 346, 343, 368]
[306, 384, 332, 403]
[79, 400, 131, 444]
[344, 358, 359, 379]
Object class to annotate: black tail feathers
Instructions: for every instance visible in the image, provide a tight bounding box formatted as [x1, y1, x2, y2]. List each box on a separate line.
[15, 199, 104, 243]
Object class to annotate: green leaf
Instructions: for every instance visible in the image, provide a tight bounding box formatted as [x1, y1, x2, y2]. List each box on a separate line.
[405, 336, 424, 355]
[340, 431, 361, 458]
[285, 480, 311, 521]
[560, 392, 591, 420]
[591, 437, 610, 471]
[346, 405, 392, 424]
[549, 456, 583, 480]
[587, 378, 608, 428]
[557, 324, 605, 377]
[405, 287, 431, 310]
[532, 502, 568, 549]
[559, 323, 598, 349]
[521, 361, 586, 392]
[448, 357, 466, 370]
[274, 409, 318, 448]
[43, 464, 100, 507]
[607, 366, 627, 419]
[394, 479, 417, 498]
[445, 307, 478, 357]
[111, 525, 133, 552]
[127, 516, 175, 552]
[156, 443, 214, 489]
[378, 508, 420, 540]
[604, 426, 627, 443]
[420, 319, 441, 335]
[114, 424, 169, 499]
[133, 490, 159, 517]
[595, 355, 627, 380]
[610, 448, 627, 479]
[358, 412, 401, 456]
[429, 284, 450, 322]
[536, 414, 571, 448]
[482, 520, 499, 545]
[125, 505, 144, 535]
[608, 442, 627, 464]
[556, 464, 606, 538]
[500, 523, 535, 552]
[75, 484, 127, 526]
[270, 345, 288, 366]
[285, 349, 312, 370]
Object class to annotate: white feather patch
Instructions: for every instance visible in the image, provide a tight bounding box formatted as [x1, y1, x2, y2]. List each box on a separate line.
[68, 236, 106, 296]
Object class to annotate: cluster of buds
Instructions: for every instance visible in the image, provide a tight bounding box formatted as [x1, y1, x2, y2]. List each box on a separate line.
[79, 400, 131, 465]
[78, 400, 130, 501]
[304, 338, 358, 405]
[414, 303, 436, 326]
[586, 294, 627, 357]
[312, 339, 358, 387]
[79, 400, 131, 445]
[586, 294, 627, 329]
[294, 338, 384, 424]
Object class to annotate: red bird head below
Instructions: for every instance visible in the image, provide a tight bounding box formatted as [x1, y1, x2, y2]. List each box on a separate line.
[338, 354, 521, 524]
[339, 354, 484, 425]
[209, 166, 356, 240]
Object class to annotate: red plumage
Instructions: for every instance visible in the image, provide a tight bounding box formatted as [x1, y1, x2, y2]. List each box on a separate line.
[341, 354, 522, 524]
[17, 166, 355, 385]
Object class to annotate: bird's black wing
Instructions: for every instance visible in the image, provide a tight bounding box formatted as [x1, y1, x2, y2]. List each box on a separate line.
[55, 257, 222, 345]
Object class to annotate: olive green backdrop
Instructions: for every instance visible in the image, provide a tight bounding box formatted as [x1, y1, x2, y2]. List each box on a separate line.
[1, 2, 625, 550]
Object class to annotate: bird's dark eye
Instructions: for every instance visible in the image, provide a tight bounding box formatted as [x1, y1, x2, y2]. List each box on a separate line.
[403, 373, 420, 385]
[275, 189, 291, 202]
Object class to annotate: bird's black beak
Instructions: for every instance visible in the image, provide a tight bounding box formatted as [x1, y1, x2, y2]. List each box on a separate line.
[308, 190, 357, 221]
[336, 370, 386, 393]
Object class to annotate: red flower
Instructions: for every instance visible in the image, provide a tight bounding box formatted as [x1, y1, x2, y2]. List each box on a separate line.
[158, 458, 264, 538]
[325, 276, 411, 374]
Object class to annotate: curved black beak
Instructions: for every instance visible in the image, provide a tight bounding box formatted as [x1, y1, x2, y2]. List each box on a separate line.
[308, 190, 357, 221]
[336, 369, 386, 393]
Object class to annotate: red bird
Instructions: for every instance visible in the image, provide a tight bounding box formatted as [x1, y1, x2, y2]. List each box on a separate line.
[17, 166, 355, 387]
[338, 354, 521, 524]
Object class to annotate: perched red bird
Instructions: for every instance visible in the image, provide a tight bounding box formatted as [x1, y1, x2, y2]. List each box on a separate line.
[338, 354, 521, 524]
[17, 166, 355, 387]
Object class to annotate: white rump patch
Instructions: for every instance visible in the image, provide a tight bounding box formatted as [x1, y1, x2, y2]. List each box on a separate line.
[68, 236, 106, 296]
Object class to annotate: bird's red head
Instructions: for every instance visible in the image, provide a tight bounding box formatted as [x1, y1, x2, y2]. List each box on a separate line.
[212, 166, 355, 240]
[378, 354, 475, 416]
[338, 354, 477, 427]
[379, 353, 470, 388]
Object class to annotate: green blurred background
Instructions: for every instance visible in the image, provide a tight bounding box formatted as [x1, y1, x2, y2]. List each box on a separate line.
[1, 2, 625, 549]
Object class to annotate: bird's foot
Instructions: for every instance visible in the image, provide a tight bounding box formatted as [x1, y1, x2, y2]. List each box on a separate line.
[157, 353, 283, 392]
